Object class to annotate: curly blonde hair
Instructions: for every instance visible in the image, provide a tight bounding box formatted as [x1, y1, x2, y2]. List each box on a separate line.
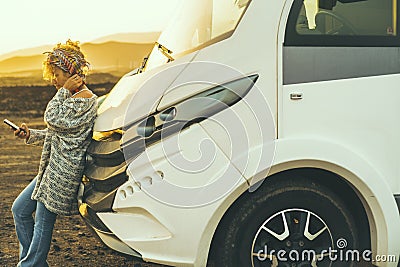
[43, 39, 90, 82]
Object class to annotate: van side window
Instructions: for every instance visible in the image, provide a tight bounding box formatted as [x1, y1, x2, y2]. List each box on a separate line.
[285, 0, 399, 46]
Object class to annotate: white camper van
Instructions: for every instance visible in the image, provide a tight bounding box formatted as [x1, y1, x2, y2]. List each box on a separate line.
[78, 0, 400, 266]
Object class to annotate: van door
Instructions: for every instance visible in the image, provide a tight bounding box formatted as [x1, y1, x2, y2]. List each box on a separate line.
[280, 0, 400, 193]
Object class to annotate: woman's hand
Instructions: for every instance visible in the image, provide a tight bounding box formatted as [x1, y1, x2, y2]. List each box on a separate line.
[63, 74, 83, 93]
[14, 123, 30, 140]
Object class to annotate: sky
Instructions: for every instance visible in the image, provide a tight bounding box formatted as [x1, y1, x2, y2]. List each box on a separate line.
[0, 0, 182, 55]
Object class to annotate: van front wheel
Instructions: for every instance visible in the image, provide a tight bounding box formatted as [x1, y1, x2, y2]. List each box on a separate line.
[208, 177, 363, 267]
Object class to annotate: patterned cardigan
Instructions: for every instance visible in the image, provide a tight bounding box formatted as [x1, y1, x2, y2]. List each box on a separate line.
[26, 88, 97, 215]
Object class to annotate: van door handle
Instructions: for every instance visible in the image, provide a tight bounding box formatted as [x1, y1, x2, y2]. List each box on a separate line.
[290, 93, 303, 100]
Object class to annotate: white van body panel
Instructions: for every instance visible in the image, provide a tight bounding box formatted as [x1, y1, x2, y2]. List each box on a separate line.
[101, 123, 248, 266]
[280, 74, 400, 192]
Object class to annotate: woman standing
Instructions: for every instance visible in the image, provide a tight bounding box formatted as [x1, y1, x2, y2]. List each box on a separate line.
[10, 40, 97, 267]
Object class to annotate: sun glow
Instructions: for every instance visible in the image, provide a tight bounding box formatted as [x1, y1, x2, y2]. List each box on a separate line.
[0, 0, 182, 56]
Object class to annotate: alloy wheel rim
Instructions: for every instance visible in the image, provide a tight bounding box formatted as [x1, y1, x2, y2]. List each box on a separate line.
[251, 208, 334, 267]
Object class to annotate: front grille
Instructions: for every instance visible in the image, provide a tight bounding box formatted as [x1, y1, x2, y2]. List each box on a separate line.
[83, 186, 118, 212]
[85, 161, 127, 192]
[83, 134, 128, 212]
[87, 138, 125, 167]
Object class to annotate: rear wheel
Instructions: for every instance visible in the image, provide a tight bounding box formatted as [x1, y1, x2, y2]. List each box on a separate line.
[208, 174, 368, 267]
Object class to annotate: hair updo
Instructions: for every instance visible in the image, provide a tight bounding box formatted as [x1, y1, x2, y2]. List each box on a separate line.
[43, 39, 90, 82]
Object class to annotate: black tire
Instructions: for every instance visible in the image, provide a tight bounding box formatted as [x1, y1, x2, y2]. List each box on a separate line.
[208, 174, 366, 267]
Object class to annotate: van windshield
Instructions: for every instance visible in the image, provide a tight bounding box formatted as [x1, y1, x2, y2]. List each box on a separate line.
[144, 0, 251, 71]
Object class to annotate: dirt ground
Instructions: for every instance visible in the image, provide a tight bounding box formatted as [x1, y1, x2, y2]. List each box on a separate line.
[0, 86, 166, 267]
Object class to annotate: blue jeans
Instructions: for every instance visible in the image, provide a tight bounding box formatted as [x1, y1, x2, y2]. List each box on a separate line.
[11, 178, 57, 267]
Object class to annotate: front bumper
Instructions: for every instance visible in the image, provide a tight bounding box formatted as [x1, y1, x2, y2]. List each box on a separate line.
[77, 183, 142, 257]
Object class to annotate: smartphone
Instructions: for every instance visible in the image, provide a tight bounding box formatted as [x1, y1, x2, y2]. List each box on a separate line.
[3, 119, 26, 132]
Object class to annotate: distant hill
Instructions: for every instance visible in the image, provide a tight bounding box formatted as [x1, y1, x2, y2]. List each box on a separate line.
[0, 32, 160, 62]
[0, 41, 155, 76]
[0, 55, 45, 74]
[90, 32, 161, 44]
[0, 45, 53, 62]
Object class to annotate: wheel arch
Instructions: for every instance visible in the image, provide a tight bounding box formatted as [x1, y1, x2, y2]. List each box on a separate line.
[206, 166, 372, 265]
[202, 139, 400, 266]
